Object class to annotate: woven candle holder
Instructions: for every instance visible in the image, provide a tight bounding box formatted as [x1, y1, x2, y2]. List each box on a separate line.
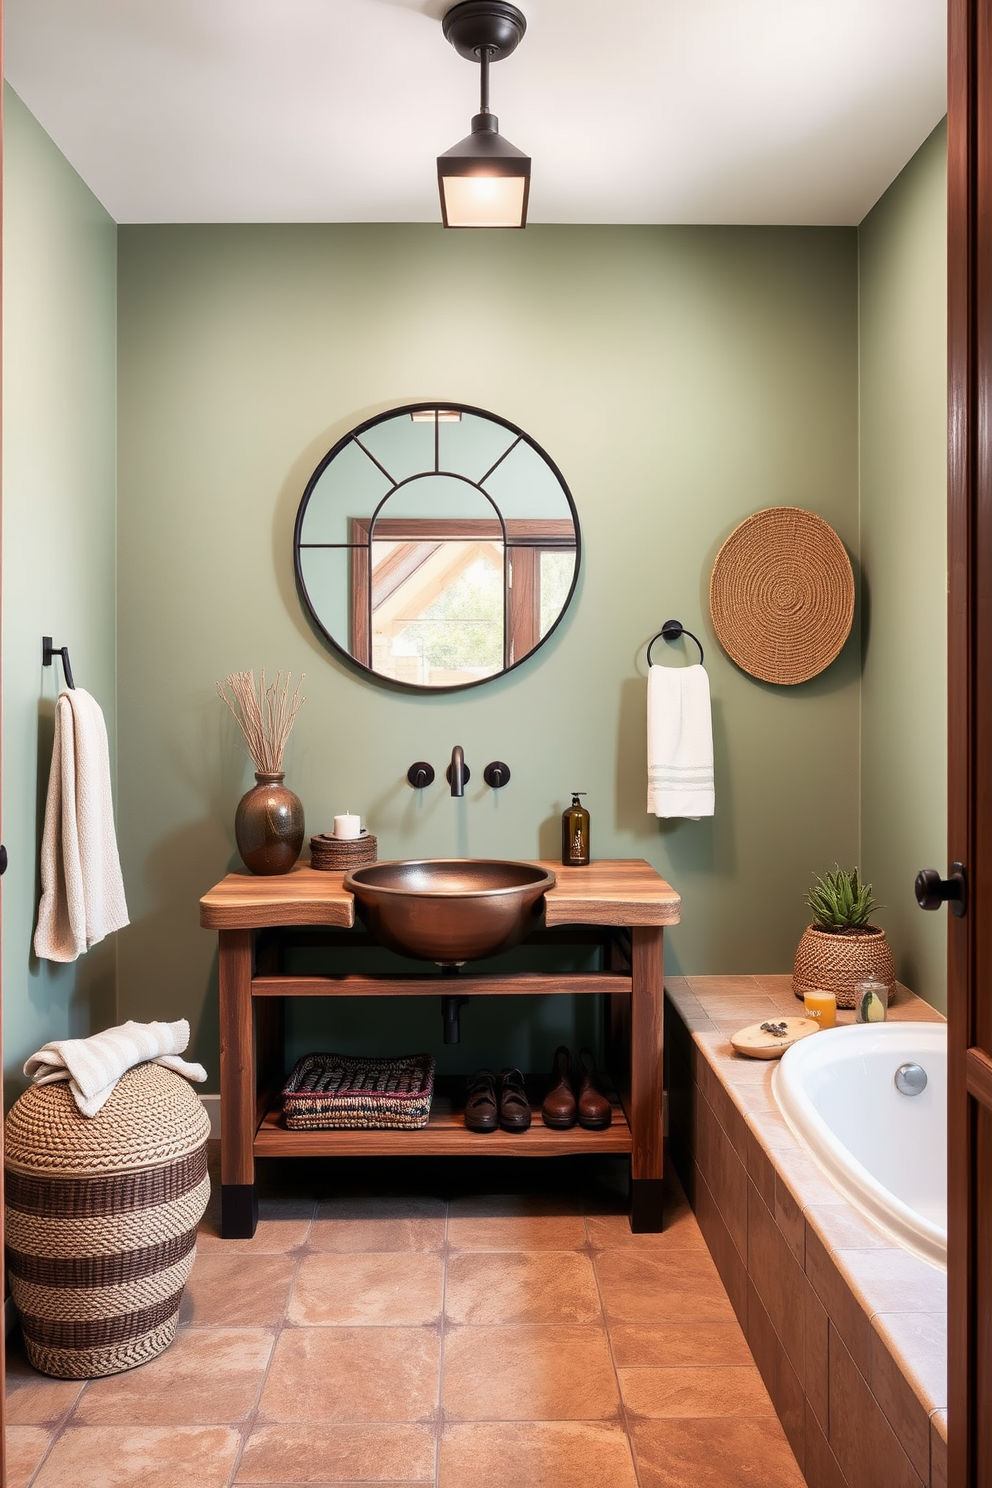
[309, 832, 378, 870]
[709, 506, 854, 685]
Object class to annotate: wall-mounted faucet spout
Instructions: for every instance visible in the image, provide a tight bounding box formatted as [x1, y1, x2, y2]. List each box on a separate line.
[446, 744, 470, 797]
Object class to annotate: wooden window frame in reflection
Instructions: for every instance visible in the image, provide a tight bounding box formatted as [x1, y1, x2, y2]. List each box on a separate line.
[350, 517, 576, 676]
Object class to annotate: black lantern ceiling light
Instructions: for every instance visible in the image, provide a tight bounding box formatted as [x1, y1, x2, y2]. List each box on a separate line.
[437, 1, 530, 229]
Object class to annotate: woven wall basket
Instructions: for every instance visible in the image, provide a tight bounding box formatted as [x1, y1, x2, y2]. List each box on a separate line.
[4, 1062, 210, 1379]
[710, 506, 855, 685]
[792, 925, 896, 1008]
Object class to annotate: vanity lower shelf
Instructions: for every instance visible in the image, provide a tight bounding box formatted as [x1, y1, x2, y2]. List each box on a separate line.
[254, 1086, 632, 1159]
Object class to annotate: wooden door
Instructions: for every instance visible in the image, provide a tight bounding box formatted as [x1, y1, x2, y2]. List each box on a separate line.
[0, 0, 6, 1470]
[947, 2, 992, 1482]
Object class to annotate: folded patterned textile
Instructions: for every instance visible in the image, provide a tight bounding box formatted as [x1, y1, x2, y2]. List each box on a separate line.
[23, 1018, 207, 1117]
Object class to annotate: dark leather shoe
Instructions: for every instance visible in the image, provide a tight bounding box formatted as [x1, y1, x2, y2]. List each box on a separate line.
[577, 1047, 612, 1130]
[498, 1067, 532, 1132]
[464, 1069, 498, 1133]
[541, 1045, 577, 1129]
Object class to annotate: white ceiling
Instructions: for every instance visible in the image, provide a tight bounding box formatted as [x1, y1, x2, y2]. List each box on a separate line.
[3, 0, 947, 226]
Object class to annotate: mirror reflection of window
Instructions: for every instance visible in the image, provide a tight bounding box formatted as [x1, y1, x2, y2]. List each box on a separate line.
[370, 538, 505, 687]
[294, 404, 580, 691]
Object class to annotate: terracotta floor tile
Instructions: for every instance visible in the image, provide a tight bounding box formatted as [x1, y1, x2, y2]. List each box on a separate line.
[71, 1327, 274, 1424]
[447, 1211, 587, 1250]
[181, 1251, 297, 1326]
[236, 1422, 436, 1481]
[444, 1250, 602, 1326]
[585, 1182, 703, 1252]
[6, 1425, 54, 1488]
[594, 1248, 736, 1324]
[447, 1192, 589, 1249]
[5, 1339, 85, 1424]
[197, 1197, 315, 1254]
[311, 1196, 446, 1252]
[608, 1321, 752, 1368]
[439, 1421, 639, 1488]
[31, 1425, 242, 1488]
[442, 1323, 619, 1420]
[289, 1252, 443, 1326]
[631, 1417, 806, 1487]
[258, 1326, 440, 1422]
[618, 1364, 776, 1417]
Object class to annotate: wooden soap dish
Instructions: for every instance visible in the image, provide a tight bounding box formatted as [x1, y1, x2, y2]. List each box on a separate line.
[730, 1016, 819, 1059]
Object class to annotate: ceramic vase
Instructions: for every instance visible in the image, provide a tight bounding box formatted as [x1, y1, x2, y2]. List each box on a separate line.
[235, 771, 304, 875]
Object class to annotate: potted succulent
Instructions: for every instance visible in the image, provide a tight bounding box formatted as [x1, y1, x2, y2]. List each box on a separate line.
[792, 866, 895, 1008]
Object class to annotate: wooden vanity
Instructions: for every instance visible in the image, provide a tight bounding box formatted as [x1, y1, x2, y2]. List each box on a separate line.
[199, 858, 680, 1238]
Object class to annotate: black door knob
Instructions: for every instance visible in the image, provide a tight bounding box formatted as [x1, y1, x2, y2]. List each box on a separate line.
[915, 863, 967, 917]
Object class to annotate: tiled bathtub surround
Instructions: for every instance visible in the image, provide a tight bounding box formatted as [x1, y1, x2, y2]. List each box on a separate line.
[6, 1145, 807, 1488]
[665, 974, 947, 1488]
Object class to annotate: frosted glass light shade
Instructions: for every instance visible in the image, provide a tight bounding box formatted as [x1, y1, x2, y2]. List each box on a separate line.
[439, 172, 528, 228]
[437, 113, 530, 228]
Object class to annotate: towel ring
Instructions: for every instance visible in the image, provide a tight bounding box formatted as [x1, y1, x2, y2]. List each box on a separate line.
[42, 636, 76, 689]
[647, 619, 704, 668]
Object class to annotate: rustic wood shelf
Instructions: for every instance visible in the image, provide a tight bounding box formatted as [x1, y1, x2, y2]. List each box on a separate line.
[200, 858, 679, 1240]
[254, 1092, 632, 1159]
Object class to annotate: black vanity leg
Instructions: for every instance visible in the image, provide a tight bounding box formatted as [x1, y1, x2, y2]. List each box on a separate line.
[630, 1177, 665, 1234]
[221, 1182, 258, 1239]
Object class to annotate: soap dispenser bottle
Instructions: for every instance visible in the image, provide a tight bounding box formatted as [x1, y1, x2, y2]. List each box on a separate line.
[561, 793, 590, 867]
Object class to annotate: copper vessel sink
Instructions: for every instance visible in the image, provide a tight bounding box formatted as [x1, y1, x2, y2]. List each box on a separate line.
[343, 859, 556, 964]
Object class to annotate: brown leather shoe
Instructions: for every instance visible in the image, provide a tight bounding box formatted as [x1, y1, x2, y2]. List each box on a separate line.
[576, 1047, 612, 1130]
[541, 1045, 577, 1129]
[464, 1069, 498, 1133]
[498, 1067, 532, 1132]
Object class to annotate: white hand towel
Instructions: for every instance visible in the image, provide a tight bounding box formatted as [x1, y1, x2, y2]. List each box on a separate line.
[24, 1018, 207, 1117]
[34, 688, 129, 963]
[647, 663, 715, 819]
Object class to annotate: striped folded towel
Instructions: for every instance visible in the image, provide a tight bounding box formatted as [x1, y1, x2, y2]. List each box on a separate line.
[647, 663, 715, 819]
[24, 1018, 207, 1117]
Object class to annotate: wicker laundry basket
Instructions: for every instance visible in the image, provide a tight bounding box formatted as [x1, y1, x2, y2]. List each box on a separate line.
[4, 1062, 210, 1379]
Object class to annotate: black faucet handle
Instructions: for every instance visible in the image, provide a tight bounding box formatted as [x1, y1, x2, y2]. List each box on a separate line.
[407, 762, 436, 789]
[483, 761, 511, 789]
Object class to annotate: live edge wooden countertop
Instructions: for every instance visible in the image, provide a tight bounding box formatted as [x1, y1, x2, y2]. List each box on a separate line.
[199, 858, 681, 932]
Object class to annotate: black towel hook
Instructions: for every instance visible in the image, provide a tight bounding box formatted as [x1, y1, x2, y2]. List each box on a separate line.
[647, 619, 705, 668]
[42, 636, 75, 690]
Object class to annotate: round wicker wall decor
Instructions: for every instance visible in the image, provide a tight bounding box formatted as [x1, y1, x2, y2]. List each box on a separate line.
[709, 506, 854, 685]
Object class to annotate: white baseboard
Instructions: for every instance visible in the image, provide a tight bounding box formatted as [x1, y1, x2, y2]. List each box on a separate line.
[200, 1093, 221, 1139]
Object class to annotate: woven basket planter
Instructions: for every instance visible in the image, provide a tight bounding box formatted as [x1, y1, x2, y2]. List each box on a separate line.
[4, 1062, 210, 1379]
[792, 925, 896, 1009]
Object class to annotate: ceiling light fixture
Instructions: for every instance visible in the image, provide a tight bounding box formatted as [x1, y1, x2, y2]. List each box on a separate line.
[437, 1, 530, 230]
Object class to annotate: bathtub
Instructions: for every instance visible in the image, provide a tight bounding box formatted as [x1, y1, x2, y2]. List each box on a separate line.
[772, 1021, 946, 1269]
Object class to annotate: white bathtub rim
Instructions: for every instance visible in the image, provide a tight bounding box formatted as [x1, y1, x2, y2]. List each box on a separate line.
[771, 1022, 946, 1271]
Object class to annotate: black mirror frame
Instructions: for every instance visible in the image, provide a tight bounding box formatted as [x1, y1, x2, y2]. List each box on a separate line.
[293, 400, 581, 693]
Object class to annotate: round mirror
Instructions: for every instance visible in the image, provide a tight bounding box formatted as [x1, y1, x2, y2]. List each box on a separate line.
[294, 403, 580, 691]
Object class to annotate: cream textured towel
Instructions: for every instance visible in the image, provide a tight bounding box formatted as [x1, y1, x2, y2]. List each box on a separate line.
[647, 663, 715, 819]
[24, 1018, 207, 1117]
[34, 688, 129, 963]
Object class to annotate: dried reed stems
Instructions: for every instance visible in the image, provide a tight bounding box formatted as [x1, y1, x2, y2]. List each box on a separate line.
[217, 669, 306, 774]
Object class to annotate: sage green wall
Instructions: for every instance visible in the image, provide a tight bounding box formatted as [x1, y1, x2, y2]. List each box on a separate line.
[2, 86, 118, 1091]
[859, 121, 948, 1011]
[116, 223, 861, 1082]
